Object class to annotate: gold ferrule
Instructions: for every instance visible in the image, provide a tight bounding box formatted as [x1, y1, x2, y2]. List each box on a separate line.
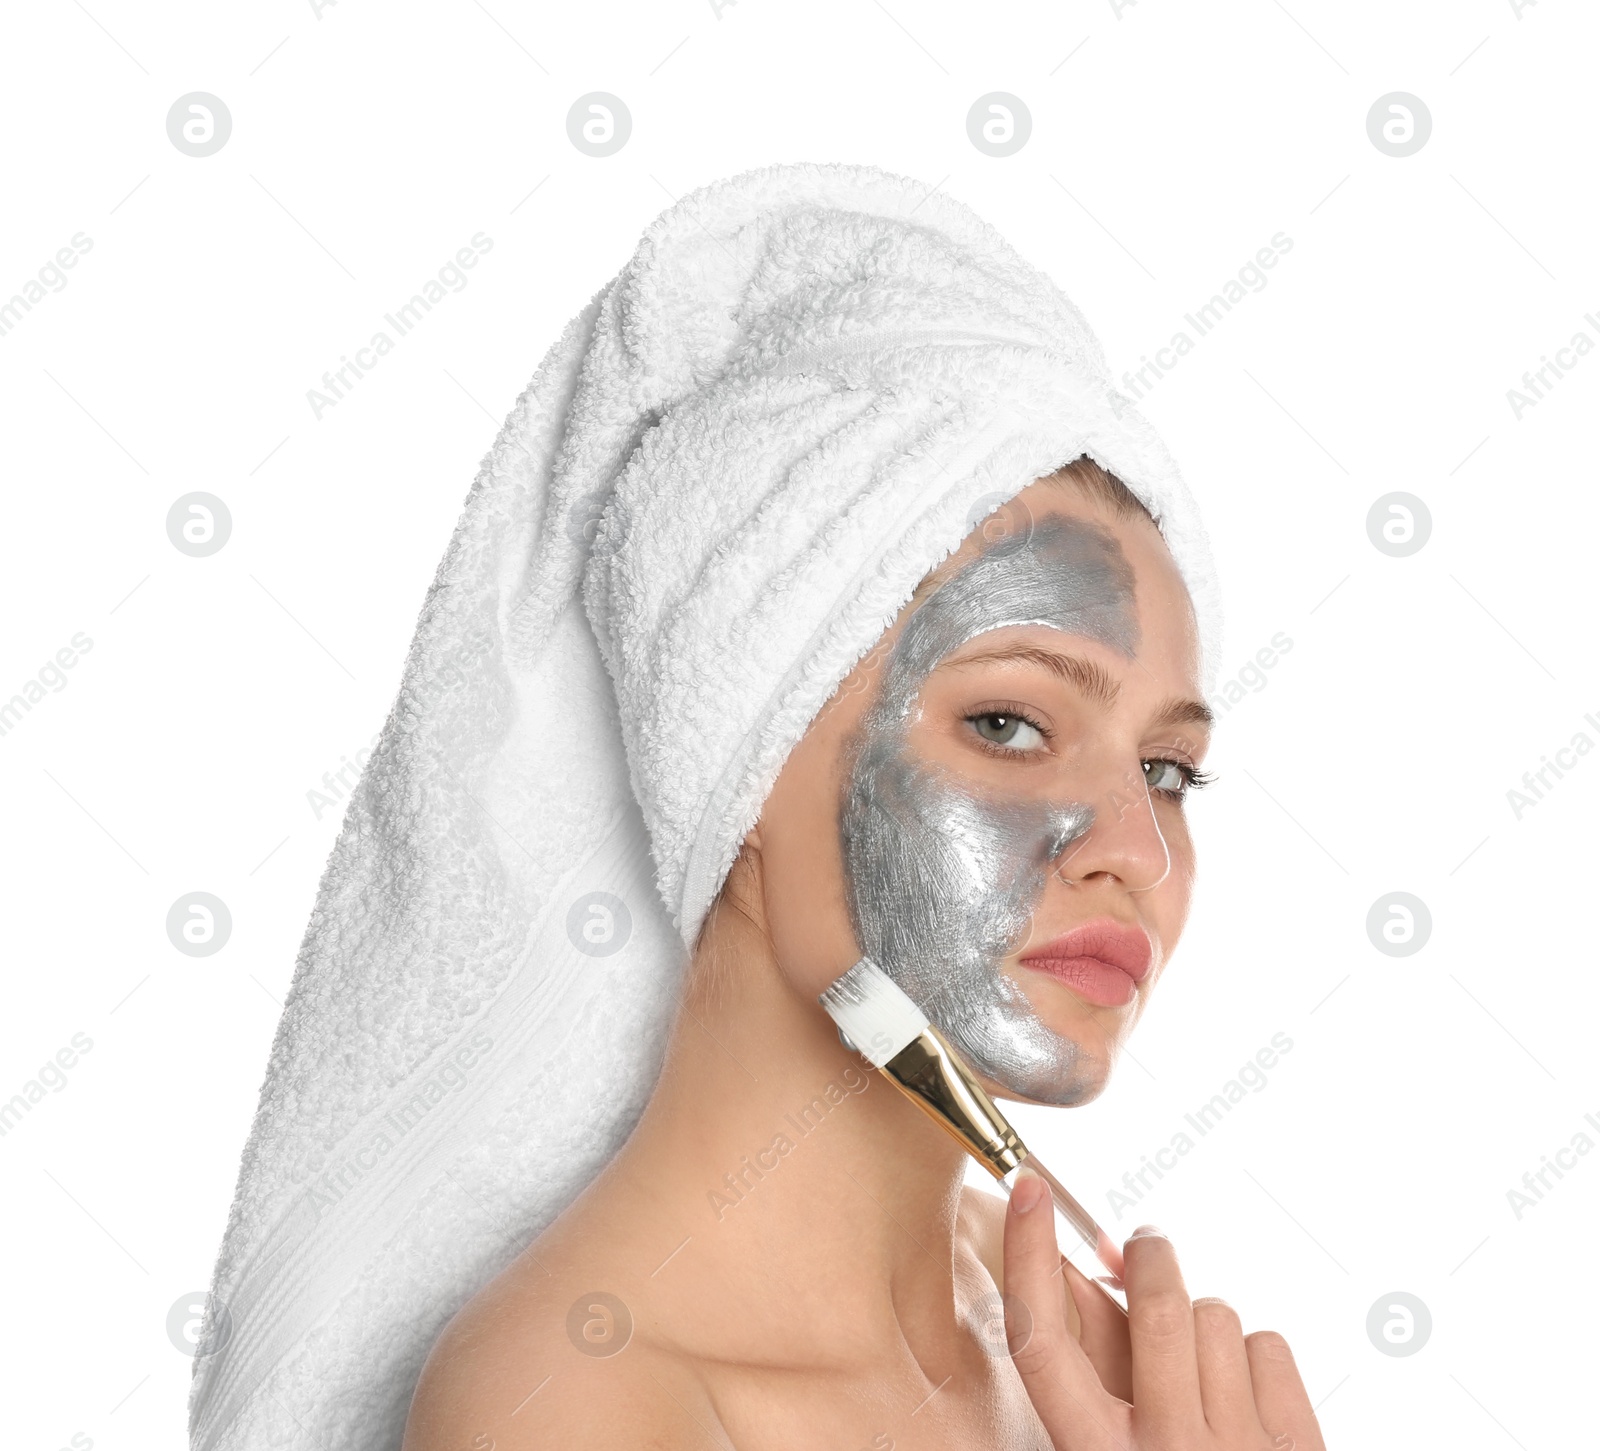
[878, 1026, 1029, 1179]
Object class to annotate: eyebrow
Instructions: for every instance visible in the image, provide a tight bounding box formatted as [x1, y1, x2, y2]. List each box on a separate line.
[941, 642, 1216, 732]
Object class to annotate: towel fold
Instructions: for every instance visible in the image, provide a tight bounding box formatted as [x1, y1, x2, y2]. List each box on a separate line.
[190, 159, 1222, 1451]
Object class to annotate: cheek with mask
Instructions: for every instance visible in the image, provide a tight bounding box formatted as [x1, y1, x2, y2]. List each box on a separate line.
[839, 513, 1163, 1105]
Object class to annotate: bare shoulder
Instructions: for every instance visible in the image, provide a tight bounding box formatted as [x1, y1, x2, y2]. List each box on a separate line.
[400, 1244, 711, 1451]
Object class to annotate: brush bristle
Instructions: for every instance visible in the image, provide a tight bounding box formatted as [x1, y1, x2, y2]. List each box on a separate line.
[819, 957, 929, 1067]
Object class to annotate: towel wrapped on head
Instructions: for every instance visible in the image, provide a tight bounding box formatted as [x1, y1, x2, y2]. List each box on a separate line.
[190, 159, 1222, 1451]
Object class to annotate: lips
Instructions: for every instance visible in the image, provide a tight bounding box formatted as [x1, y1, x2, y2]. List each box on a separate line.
[1017, 919, 1153, 1009]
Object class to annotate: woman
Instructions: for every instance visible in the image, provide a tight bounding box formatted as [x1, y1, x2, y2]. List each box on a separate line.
[401, 459, 1325, 1450]
[192, 162, 1323, 1451]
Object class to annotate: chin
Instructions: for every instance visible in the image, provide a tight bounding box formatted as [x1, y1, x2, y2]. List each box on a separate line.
[991, 1075, 1109, 1110]
[1028, 991, 1132, 1058]
[984, 1038, 1113, 1109]
[1051, 1013, 1126, 1063]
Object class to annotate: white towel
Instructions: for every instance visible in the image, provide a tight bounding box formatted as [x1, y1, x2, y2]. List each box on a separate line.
[189, 159, 1223, 1451]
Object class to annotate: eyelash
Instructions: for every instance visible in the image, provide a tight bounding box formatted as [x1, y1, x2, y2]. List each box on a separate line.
[1148, 759, 1216, 802]
[963, 701, 1054, 759]
[962, 705, 1216, 802]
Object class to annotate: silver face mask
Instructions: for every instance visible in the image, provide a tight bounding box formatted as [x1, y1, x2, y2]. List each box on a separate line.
[840, 512, 1150, 1103]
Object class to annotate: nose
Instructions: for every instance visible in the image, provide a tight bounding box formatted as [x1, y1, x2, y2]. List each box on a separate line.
[1051, 760, 1171, 893]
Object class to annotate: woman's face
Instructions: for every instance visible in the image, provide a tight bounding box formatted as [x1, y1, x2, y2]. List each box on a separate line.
[746, 477, 1211, 1107]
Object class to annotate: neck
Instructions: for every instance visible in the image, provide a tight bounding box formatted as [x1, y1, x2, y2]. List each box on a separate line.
[598, 888, 981, 1357]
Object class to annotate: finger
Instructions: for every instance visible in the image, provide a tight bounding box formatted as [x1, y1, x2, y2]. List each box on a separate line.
[1062, 1258, 1132, 1403]
[1121, 1226, 1204, 1439]
[1192, 1298, 1265, 1441]
[1004, 1169, 1125, 1449]
[1245, 1330, 1327, 1451]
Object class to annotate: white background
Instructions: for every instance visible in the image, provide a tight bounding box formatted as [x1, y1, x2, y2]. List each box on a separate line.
[3, 1, 1594, 1447]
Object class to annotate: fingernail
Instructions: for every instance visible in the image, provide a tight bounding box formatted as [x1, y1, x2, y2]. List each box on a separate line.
[1011, 1166, 1047, 1214]
[1128, 1223, 1166, 1240]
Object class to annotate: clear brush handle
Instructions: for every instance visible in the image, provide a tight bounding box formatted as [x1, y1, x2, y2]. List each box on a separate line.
[1001, 1155, 1128, 1316]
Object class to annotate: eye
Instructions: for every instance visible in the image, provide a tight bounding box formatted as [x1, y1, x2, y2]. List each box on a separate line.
[1144, 757, 1214, 800]
[967, 711, 1048, 754]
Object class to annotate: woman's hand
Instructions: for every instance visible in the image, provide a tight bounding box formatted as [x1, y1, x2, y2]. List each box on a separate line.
[1003, 1166, 1327, 1450]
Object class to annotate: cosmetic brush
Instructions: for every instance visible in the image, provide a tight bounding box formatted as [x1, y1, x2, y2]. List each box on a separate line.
[820, 955, 1129, 1316]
